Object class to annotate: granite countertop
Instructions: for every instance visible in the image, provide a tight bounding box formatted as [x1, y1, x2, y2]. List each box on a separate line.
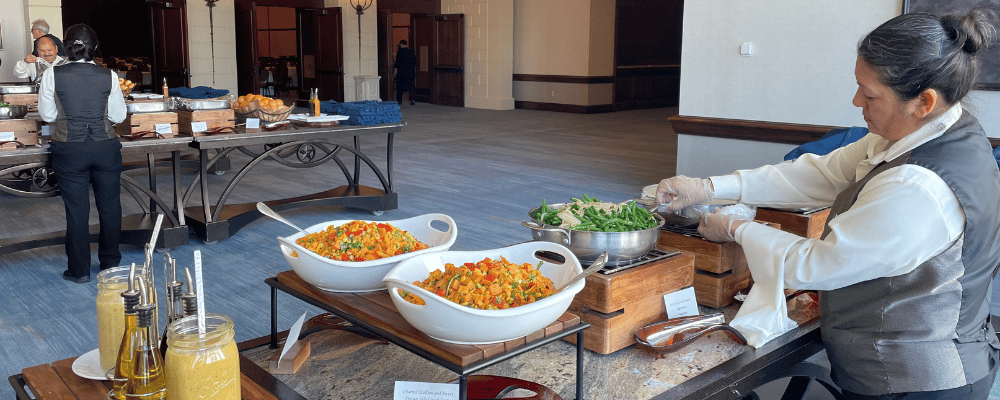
[242, 296, 820, 400]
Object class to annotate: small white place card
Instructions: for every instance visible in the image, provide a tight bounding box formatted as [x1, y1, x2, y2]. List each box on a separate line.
[393, 381, 459, 400]
[246, 118, 260, 129]
[278, 312, 307, 368]
[663, 286, 699, 319]
[155, 123, 172, 135]
[41, 125, 51, 137]
[191, 121, 208, 132]
[0, 132, 15, 141]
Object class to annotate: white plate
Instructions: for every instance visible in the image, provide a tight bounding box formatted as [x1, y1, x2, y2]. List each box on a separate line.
[71, 348, 108, 380]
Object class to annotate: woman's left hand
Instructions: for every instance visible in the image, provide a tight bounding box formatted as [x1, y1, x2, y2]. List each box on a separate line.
[698, 207, 752, 243]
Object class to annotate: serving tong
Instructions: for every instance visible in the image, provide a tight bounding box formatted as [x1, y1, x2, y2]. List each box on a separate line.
[634, 313, 747, 352]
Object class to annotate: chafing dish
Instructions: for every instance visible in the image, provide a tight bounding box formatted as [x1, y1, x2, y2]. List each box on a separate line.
[523, 203, 665, 265]
[126, 100, 174, 114]
[0, 105, 30, 119]
[0, 84, 38, 95]
[175, 97, 231, 111]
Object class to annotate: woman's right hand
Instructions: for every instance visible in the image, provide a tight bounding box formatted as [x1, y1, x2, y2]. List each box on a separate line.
[656, 176, 714, 211]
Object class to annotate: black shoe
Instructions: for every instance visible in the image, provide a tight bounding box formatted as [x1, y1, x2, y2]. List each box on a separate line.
[62, 270, 91, 284]
[410, 101, 416, 105]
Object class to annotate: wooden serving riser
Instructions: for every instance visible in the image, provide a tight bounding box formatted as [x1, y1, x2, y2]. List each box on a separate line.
[755, 207, 831, 239]
[274, 270, 583, 368]
[114, 111, 179, 138]
[177, 109, 236, 135]
[0, 117, 41, 148]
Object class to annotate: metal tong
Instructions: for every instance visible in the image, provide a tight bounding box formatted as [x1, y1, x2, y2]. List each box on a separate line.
[634, 313, 747, 352]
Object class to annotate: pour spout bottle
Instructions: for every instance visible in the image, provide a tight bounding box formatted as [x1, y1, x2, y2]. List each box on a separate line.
[124, 277, 167, 399]
[109, 275, 141, 400]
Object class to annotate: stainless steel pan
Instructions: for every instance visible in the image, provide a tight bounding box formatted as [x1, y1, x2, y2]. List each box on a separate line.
[0, 84, 37, 94]
[523, 203, 665, 265]
[0, 105, 30, 119]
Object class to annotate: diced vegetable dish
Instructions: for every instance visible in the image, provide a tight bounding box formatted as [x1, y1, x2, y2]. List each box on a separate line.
[402, 257, 556, 310]
[531, 194, 658, 232]
[294, 220, 429, 261]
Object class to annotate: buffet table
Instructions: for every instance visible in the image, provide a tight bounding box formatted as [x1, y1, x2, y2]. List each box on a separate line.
[247, 266, 824, 400]
[9, 345, 307, 400]
[182, 122, 403, 243]
[0, 135, 194, 255]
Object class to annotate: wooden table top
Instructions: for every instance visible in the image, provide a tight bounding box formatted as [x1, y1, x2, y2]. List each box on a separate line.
[15, 352, 305, 400]
[272, 270, 586, 370]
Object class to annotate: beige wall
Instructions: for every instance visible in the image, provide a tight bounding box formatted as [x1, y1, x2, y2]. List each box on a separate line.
[442, 0, 514, 110]
[1, 0, 63, 82]
[188, 0, 238, 94]
[511, 0, 614, 107]
[327, 0, 379, 102]
[25, 0, 62, 49]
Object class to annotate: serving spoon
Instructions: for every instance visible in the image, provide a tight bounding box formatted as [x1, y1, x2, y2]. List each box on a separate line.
[256, 202, 309, 236]
[557, 251, 608, 291]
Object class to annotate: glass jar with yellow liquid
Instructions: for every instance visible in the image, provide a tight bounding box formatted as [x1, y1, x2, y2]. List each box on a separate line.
[97, 266, 143, 373]
[165, 314, 241, 400]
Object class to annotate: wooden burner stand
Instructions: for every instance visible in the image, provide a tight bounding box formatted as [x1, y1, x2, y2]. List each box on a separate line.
[564, 249, 695, 354]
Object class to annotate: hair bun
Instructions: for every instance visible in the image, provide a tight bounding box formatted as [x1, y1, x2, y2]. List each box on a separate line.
[945, 8, 998, 55]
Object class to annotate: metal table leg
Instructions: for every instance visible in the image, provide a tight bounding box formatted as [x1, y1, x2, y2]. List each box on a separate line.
[459, 374, 467, 400]
[577, 331, 585, 400]
[271, 285, 279, 349]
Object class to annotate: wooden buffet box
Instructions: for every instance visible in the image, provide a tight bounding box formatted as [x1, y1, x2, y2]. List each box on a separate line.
[565, 250, 695, 354]
[755, 207, 831, 239]
[0, 118, 41, 147]
[114, 112, 178, 138]
[0, 93, 39, 108]
[657, 222, 779, 308]
[177, 109, 236, 135]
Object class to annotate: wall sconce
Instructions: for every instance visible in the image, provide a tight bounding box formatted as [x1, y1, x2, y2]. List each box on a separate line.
[349, 0, 373, 75]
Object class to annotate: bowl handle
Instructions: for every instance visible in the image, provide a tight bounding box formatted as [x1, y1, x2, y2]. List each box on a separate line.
[386, 279, 427, 309]
[276, 238, 299, 259]
[521, 221, 571, 245]
[428, 214, 456, 235]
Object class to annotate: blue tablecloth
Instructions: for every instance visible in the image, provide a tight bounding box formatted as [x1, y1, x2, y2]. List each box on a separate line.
[319, 100, 401, 126]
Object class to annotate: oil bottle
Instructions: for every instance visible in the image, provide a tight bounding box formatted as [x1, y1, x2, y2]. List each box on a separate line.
[124, 276, 167, 399]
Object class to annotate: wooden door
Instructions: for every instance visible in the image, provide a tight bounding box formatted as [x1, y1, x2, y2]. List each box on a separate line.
[147, 1, 190, 88]
[298, 8, 344, 103]
[411, 14, 434, 104]
[235, 2, 260, 96]
[431, 14, 464, 107]
[377, 10, 393, 101]
[411, 14, 464, 106]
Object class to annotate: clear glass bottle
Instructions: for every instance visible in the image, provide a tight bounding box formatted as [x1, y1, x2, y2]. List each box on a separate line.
[165, 314, 241, 400]
[124, 278, 167, 399]
[310, 88, 320, 117]
[96, 265, 141, 373]
[109, 276, 141, 400]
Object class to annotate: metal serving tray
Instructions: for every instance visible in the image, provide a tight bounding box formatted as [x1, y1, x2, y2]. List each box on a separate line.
[126, 100, 174, 114]
[0, 105, 30, 119]
[0, 84, 37, 95]
[175, 97, 230, 111]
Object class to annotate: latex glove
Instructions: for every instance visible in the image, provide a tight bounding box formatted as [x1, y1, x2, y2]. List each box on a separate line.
[698, 204, 755, 242]
[656, 176, 714, 211]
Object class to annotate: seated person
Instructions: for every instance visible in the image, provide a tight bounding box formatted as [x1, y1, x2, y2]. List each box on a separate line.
[15, 36, 66, 82]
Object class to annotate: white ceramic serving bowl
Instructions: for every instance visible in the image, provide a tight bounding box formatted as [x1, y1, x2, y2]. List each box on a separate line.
[277, 213, 457, 292]
[383, 241, 584, 344]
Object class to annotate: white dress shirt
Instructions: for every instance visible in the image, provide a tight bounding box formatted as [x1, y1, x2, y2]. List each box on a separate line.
[38, 60, 127, 125]
[13, 55, 66, 82]
[711, 104, 965, 346]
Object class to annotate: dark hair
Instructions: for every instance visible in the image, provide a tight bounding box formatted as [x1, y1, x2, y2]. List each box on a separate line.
[63, 24, 99, 62]
[858, 9, 997, 104]
[399, 40, 408, 46]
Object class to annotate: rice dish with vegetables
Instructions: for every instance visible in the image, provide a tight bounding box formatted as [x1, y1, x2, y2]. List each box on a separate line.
[294, 220, 429, 262]
[401, 256, 556, 310]
[531, 194, 659, 232]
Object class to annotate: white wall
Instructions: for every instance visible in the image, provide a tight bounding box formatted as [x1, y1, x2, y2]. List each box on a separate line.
[676, 0, 901, 176]
[968, 91, 1000, 137]
[187, 0, 238, 94]
[0, 1, 30, 82]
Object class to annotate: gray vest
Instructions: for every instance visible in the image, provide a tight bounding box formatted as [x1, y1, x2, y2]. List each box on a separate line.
[819, 111, 1000, 395]
[51, 62, 115, 142]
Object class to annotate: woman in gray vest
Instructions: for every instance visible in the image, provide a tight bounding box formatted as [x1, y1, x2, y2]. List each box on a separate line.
[656, 10, 999, 399]
[38, 24, 127, 283]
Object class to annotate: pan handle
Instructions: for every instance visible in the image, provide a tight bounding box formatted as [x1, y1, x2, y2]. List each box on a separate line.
[521, 221, 571, 245]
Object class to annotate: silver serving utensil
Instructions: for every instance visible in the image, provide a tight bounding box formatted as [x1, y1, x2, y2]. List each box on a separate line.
[256, 202, 309, 236]
[557, 251, 608, 291]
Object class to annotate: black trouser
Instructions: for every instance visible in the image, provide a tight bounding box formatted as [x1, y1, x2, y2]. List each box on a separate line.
[395, 75, 414, 104]
[50, 137, 123, 277]
[841, 345, 999, 400]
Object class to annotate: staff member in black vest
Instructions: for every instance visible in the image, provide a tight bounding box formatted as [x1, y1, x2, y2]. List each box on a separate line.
[656, 10, 998, 400]
[38, 24, 127, 283]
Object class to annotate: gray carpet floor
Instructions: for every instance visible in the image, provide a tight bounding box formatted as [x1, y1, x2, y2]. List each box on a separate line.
[0, 103, 679, 398]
